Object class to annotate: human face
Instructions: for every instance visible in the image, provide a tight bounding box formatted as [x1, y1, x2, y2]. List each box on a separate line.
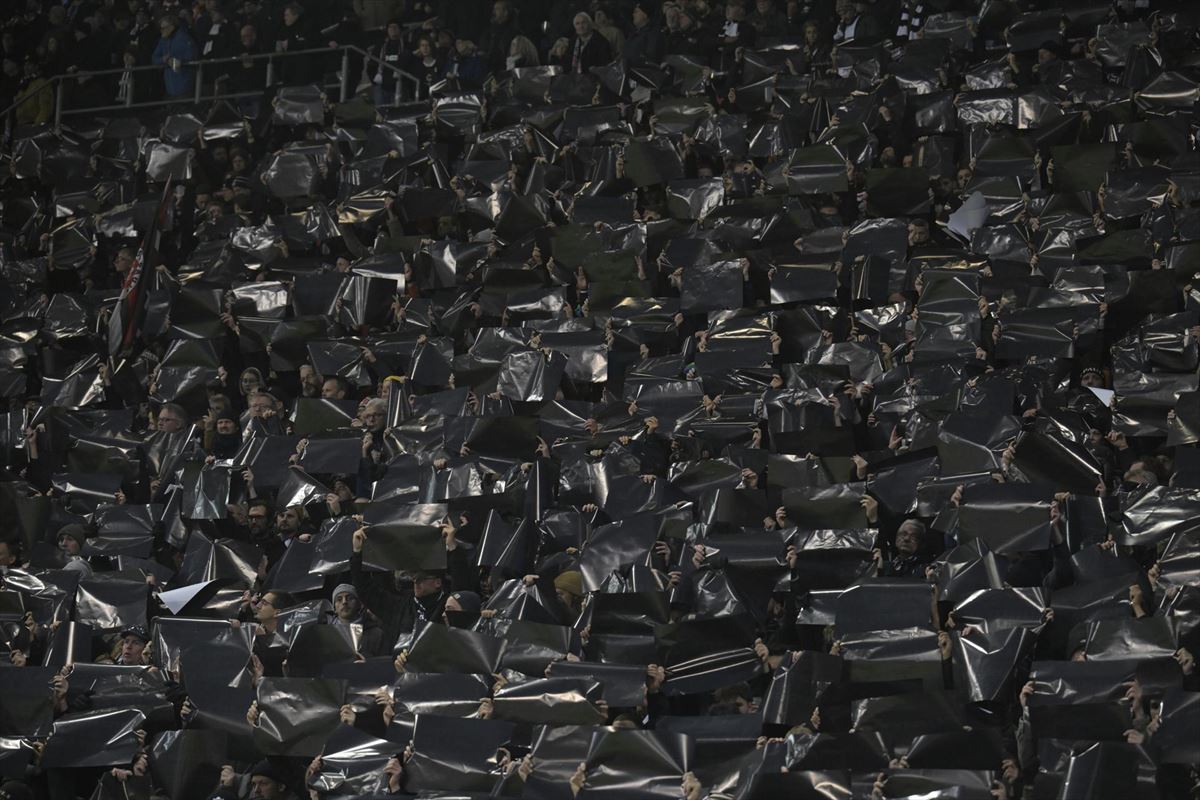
[1081, 371, 1103, 388]
[115, 250, 134, 273]
[120, 635, 146, 664]
[413, 575, 442, 599]
[216, 418, 237, 435]
[282, 7, 297, 26]
[492, 1, 508, 23]
[58, 534, 81, 556]
[240, 24, 255, 47]
[299, 365, 320, 394]
[334, 591, 360, 621]
[362, 406, 385, 431]
[276, 508, 300, 533]
[249, 775, 282, 800]
[247, 506, 270, 534]
[417, 38, 432, 57]
[574, 15, 591, 36]
[157, 409, 186, 433]
[895, 524, 921, 555]
[159, 19, 174, 37]
[240, 370, 261, 396]
[249, 394, 276, 417]
[633, 6, 647, 26]
[387, 22, 401, 40]
[321, 379, 345, 400]
[252, 593, 278, 622]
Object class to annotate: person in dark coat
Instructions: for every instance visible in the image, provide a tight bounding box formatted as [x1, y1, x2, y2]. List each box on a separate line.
[197, 0, 239, 61]
[328, 583, 386, 657]
[371, 18, 406, 105]
[273, 2, 315, 85]
[624, 1, 663, 66]
[349, 526, 449, 651]
[566, 12, 613, 74]
[152, 14, 198, 97]
[479, 0, 521, 76]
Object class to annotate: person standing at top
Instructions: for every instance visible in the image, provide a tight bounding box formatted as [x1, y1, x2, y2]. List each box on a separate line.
[152, 14, 198, 98]
[567, 12, 613, 74]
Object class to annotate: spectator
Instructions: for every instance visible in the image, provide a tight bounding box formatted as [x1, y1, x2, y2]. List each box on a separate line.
[0, 57, 21, 112]
[625, 2, 663, 66]
[747, 0, 788, 38]
[13, 58, 53, 126]
[112, 8, 156, 71]
[403, 34, 446, 100]
[664, 5, 711, 57]
[274, 2, 315, 85]
[715, 0, 756, 69]
[152, 14, 198, 98]
[220, 23, 266, 96]
[371, 18, 405, 105]
[566, 12, 613, 74]
[593, 6, 625, 61]
[198, 0, 239, 61]
[445, 36, 487, 90]
[328, 583, 385, 657]
[546, 36, 570, 69]
[505, 34, 539, 70]
[38, 31, 68, 77]
[544, 0, 590, 50]
[832, 0, 882, 44]
[480, 0, 521, 76]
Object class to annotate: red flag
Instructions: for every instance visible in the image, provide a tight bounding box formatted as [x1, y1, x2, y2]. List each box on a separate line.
[108, 178, 173, 355]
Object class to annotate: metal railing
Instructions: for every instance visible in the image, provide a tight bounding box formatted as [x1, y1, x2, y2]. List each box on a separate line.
[2, 44, 421, 138]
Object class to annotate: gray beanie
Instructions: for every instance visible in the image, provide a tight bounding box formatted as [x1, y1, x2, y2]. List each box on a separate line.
[331, 583, 358, 604]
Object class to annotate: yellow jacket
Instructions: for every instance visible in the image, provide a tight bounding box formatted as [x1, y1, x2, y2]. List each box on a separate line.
[14, 77, 53, 126]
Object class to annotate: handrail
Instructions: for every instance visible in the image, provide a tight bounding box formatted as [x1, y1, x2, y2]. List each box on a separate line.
[0, 43, 421, 136]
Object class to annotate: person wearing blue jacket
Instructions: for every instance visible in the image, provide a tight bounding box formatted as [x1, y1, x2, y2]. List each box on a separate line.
[152, 15, 198, 98]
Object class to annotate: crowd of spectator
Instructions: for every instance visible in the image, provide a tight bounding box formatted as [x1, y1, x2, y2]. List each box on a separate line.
[1, 0, 1199, 798]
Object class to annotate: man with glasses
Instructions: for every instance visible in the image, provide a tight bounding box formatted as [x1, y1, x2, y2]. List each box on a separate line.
[151, 14, 198, 98]
[246, 391, 285, 437]
[246, 590, 293, 642]
[155, 403, 190, 434]
[246, 499, 273, 543]
[358, 398, 388, 488]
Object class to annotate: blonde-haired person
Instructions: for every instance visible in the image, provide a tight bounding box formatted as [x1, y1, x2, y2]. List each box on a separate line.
[507, 35, 539, 69]
[548, 37, 571, 68]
